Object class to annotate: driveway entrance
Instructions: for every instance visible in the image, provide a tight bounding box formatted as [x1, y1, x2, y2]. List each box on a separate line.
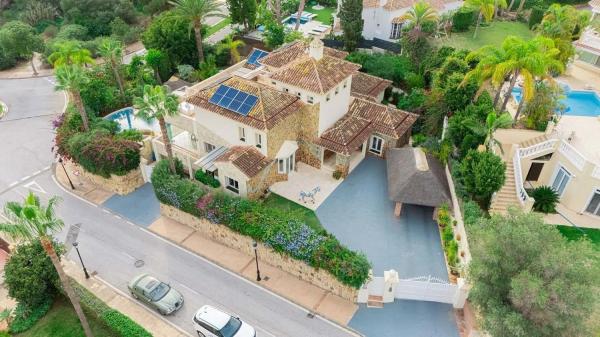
[316, 156, 448, 278]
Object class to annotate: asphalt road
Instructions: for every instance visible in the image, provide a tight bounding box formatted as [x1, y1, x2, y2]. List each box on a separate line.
[0, 77, 357, 337]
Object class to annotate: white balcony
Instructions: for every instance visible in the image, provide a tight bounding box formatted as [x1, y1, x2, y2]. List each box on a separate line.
[575, 28, 600, 55]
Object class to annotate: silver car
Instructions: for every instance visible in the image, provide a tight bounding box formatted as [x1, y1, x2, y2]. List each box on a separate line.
[128, 274, 184, 315]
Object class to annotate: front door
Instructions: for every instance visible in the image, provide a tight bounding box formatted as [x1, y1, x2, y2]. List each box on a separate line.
[551, 166, 571, 197]
[526, 162, 544, 181]
[369, 135, 383, 155]
[278, 152, 295, 174]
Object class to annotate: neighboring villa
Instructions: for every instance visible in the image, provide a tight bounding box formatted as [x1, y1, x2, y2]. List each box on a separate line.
[572, 1, 600, 77]
[361, 0, 462, 41]
[151, 39, 417, 199]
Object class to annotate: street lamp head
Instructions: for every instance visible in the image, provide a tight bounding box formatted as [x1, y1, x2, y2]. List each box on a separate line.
[58, 157, 63, 163]
[252, 241, 258, 250]
[72, 241, 78, 247]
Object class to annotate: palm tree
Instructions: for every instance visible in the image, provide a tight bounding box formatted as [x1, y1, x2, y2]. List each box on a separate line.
[462, 45, 509, 108]
[0, 193, 94, 337]
[216, 35, 246, 65]
[464, 0, 506, 38]
[399, 1, 439, 38]
[536, 4, 591, 64]
[169, 0, 225, 64]
[466, 111, 513, 153]
[98, 38, 125, 98]
[134, 85, 180, 173]
[55, 65, 91, 131]
[48, 41, 94, 67]
[294, 0, 306, 31]
[496, 36, 564, 120]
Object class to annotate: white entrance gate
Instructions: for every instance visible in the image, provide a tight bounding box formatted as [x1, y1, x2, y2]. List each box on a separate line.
[140, 162, 155, 183]
[357, 270, 469, 309]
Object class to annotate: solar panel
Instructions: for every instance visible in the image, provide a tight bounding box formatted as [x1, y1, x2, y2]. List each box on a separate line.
[208, 85, 258, 116]
[246, 49, 269, 66]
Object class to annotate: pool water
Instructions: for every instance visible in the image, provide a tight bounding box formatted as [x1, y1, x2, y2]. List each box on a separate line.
[104, 107, 159, 132]
[512, 87, 600, 117]
[284, 16, 309, 25]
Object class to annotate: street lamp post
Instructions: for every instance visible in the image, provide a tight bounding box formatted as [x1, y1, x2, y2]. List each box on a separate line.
[72, 242, 90, 279]
[252, 241, 261, 282]
[58, 157, 75, 190]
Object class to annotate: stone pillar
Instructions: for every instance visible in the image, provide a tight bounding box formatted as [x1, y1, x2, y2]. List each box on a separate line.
[453, 278, 470, 309]
[394, 202, 402, 217]
[383, 269, 399, 303]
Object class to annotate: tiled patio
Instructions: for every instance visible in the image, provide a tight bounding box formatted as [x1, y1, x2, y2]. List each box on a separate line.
[269, 162, 343, 210]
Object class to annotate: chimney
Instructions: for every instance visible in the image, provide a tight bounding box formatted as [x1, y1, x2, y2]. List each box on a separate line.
[309, 38, 324, 60]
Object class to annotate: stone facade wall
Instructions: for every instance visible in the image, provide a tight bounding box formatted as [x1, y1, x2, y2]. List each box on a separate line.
[266, 111, 301, 159]
[247, 162, 287, 199]
[160, 203, 359, 301]
[297, 141, 322, 169]
[68, 161, 144, 195]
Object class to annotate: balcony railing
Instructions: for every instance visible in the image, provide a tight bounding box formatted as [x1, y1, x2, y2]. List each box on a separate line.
[558, 140, 587, 171]
[577, 28, 600, 52]
[518, 139, 558, 158]
[513, 147, 533, 205]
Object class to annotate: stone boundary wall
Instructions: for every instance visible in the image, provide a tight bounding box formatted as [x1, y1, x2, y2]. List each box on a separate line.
[68, 161, 144, 195]
[444, 165, 472, 265]
[160, 203, 359, 302]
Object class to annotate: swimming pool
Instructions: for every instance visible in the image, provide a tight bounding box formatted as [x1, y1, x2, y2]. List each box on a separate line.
[512, 86, 600, 117]
[104, 107, 159, 132]
[283, 16, 309, 25]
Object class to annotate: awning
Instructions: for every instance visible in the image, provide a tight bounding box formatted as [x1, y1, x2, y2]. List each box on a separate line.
[276, 140, 298, 159]
[194, 146, 228, 172]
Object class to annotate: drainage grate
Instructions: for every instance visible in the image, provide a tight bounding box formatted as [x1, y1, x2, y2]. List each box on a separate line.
[134, 259, 145, 268]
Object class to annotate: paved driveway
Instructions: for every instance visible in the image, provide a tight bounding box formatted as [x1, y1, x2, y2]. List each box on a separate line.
[102, 183, 160, 227]
[316, 156, 448, 278]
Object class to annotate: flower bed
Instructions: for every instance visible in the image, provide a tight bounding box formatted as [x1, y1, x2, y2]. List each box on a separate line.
[151, 159, 371, 289]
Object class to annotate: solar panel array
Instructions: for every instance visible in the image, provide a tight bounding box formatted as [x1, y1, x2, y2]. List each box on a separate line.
[246, 49, 269, 66]
[208, 85, 259, 116]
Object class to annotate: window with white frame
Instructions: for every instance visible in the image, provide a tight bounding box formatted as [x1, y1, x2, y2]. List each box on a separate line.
[238, 126, 246, 142]
[585, 189, 600, 216]
[204, 142, 216, 153]
[226, 177, 239, 193]
[278, 153, 295, 174]
[369, 135, 384, 155]
[390, 23, 402, 39]
[551, 166, 571, 197]
[255, 133, 263, 148]
[307, 96, 314, 104]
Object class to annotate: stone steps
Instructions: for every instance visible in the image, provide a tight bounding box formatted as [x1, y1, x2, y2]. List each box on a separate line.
[367, 295, 384, 308]
[519, 134, 549, 148]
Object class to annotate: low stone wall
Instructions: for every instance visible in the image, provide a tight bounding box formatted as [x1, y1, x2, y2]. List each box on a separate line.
[160, 203, 358, 302]
[68, 161, 144, 195]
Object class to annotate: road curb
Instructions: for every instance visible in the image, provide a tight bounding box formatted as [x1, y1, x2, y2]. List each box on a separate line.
[0, 100, 7, 120]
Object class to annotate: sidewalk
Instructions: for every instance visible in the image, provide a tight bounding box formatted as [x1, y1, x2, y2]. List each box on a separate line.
[64, 259, 190, 337]
[0, 53, 52, 79]
[55, 161, 115, 205]
[54, 164, 359, 327]
[149, 216, 358, 326]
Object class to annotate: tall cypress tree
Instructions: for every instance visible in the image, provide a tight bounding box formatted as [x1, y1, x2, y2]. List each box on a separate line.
[339, 0, 363, 51]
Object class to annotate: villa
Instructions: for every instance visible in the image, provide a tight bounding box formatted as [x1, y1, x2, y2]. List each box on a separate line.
[569, 1, 600, 88]
[151, 39, 417, 199]
[361, 0, 463, 41]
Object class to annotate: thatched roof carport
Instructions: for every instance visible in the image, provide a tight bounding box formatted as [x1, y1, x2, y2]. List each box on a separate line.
[386, 147, 452, 211]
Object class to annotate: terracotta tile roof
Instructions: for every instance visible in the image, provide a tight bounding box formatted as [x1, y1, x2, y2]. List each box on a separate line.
[363, 0, 380, 8]
[316, 97, 418, 154]
[271, 55, 361, 94]
[185, 77, 304, 130]
[383, 0, 446, 11]
[351, 72, 392, 101]
[316, 115, 374, 155]
[216, 146, 272, 178]
[259, 41, 349, 69]
[348, 97, 418, 138]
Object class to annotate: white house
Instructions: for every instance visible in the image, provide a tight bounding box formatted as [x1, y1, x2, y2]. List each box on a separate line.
[362, 0, 463, 42]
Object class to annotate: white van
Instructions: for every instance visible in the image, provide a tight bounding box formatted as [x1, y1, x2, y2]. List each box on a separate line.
[193, 305, 256, 337]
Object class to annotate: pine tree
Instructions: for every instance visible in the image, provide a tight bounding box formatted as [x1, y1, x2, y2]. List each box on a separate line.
[339, 0, 363, 51]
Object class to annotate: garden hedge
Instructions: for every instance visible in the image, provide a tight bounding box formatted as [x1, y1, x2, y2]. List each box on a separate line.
[151, 159, 371, 288]
[71, 279, 152, 337]
[452, 8, 475, 32]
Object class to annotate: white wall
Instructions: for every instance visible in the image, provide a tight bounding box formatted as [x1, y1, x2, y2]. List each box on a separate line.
[193, 106, 268, 157]
[214, 161, 249, 197]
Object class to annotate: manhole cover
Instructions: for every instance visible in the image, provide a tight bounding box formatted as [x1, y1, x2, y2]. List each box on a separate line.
[134, 260, 144, 268]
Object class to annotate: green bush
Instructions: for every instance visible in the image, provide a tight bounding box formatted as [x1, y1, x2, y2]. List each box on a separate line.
[9, 298, 53, 334]
[445, 239, 459, 269]
[0, 48, 18, 70]
[152, 159, 371, 288]
[101, 310, 152, 337]
[405, 72, 425, 90]
[529, 6, 546, 29]
[0, 330, 11, 337]
[462, 198, 484, 227]
[452, 8, 475, 32]
[56, 24, 89, 40]
[195, 169, 221, 188]
[332, 170, 342, 180]
[529, 185, 559, 213]
[412, 133, 427, 147]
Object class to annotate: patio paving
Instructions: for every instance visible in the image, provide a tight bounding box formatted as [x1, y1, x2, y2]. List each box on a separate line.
[316, 156, 448, 278]
[349, 301, 459, 337]
[102, 183, 160, 227]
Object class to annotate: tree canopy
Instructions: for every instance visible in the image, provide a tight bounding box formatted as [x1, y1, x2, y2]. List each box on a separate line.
[339, 0, 363, 51]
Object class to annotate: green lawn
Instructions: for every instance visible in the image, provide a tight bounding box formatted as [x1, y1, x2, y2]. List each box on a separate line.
[263, 193, 324, 232]
[557, 225, 600, 250]
[305, 6, 335, 25]
[436, 21, 535, 51]
[206, 18, 232, 38]
[15, 297, 113, 337]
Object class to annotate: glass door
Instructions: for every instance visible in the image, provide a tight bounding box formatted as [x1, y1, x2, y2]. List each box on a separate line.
[551, 166, 571, 197]
[585, 190, 600, 216]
